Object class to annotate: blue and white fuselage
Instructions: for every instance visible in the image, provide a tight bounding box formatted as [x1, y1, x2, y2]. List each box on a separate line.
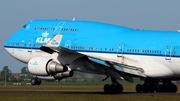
[4, 19, 180, 93]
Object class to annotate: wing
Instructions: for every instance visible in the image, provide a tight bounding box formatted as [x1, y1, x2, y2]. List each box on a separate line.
[40, 34, 146, 82]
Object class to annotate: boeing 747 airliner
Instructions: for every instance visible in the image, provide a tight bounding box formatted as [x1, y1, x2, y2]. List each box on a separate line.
[4, 19, 180, 93]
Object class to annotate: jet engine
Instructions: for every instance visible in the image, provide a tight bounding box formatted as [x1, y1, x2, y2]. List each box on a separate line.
[37, 71, 74, 81]
[28, 56, 68, 76]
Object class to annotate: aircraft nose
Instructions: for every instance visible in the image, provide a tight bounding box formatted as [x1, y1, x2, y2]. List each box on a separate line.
[4, 35, 15, 56]
[4, 41, 12, 55]
[4, 47, 12, 55]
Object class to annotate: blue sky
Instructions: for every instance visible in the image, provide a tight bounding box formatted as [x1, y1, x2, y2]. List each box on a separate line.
[1, 0, 180, 73]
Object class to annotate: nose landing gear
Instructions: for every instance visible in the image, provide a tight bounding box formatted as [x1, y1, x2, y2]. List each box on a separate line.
[30, 77, 42, 85]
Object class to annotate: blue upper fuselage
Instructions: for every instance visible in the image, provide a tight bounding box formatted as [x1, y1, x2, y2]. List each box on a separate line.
[4, 19, 180, 57]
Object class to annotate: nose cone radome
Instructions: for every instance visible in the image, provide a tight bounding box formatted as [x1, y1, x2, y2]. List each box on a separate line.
[3, 29, 29, 63]
[4, 47, 13, 56]
[4, 40, 10, 54]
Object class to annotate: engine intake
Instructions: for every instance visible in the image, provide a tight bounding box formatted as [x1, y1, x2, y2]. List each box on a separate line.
[28, 56, 68, 76]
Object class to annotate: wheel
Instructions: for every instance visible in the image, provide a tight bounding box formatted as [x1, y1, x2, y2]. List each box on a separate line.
[110, 84, 116, 93]
[104, 84, 110, 93]
[30, 78, 37, 85]
[117, 84, 123, 93]
[136, 84, 142, 93]
[36, 79, 42, 85]
[172, 84, 178, 93]
[167, 84, 177, 93]
[149, 85, 155, 93]
[156, 85, 162, 93]
[172, 85, 178, 93]
[156, 84, 166, 93]
[142, 84, 149, 93]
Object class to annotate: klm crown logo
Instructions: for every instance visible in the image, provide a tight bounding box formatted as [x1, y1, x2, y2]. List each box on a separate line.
[32, 61, 38, 66]
[42, 31, 49, 37]
[51, 40, 59, 45]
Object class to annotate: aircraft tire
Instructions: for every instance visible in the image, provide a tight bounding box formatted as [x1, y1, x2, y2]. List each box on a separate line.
[117, 84, 123, 93]
[104, 84, 123, 93]
[156, 84, 177, 93]
[36, 79, 42, 85]
[156, 84, 165, 93]
[30, 78, 37, 85]
[136, 84, 142, 93]
[110, 84, 116, 93]
[142, 84, 149, 93]
[167, 84, 177, 93]
[172, 84, 178, 93]
[104, 84, 110, 93]
[149, 85, 155, 93]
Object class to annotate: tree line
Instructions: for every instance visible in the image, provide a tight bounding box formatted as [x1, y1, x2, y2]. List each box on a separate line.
[0, 66, 32, 82]
[0, 66, 109, 83]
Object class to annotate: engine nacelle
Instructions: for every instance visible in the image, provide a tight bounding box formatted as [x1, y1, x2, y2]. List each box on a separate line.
[54, 71, 74, 80]
[28, 56, 68, 76]
[37, 71, 74, 81]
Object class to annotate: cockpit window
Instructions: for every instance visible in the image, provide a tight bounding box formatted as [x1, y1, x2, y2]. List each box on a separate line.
[23, 25, 26, 28]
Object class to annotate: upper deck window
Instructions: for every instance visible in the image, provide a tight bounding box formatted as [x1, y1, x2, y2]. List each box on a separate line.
[34, 27, 55, 30]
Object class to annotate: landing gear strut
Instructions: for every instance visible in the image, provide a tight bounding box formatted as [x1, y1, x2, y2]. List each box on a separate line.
[103, 77, 123, 93]
[136, 78, 177, 93]
[30, 78, 42, 85]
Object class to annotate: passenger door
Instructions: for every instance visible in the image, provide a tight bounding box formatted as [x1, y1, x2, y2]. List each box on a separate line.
[117, 43, 124, 57]
[28, 38, 33, 53]
[165, 45, 172, 60]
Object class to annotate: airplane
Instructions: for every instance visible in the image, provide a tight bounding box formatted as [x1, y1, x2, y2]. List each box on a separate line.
[4, 19, 180, 93]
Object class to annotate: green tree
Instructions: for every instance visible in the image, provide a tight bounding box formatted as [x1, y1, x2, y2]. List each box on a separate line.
[20, 67, 32, 82]
[21, 67, 28, 74]
[0, 66, 12, 82]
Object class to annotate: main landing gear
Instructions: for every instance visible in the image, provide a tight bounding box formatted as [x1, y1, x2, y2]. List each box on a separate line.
[103, 77, 123, 93]
[30, 77, 42, 85]
[136, 78, 178, 93]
